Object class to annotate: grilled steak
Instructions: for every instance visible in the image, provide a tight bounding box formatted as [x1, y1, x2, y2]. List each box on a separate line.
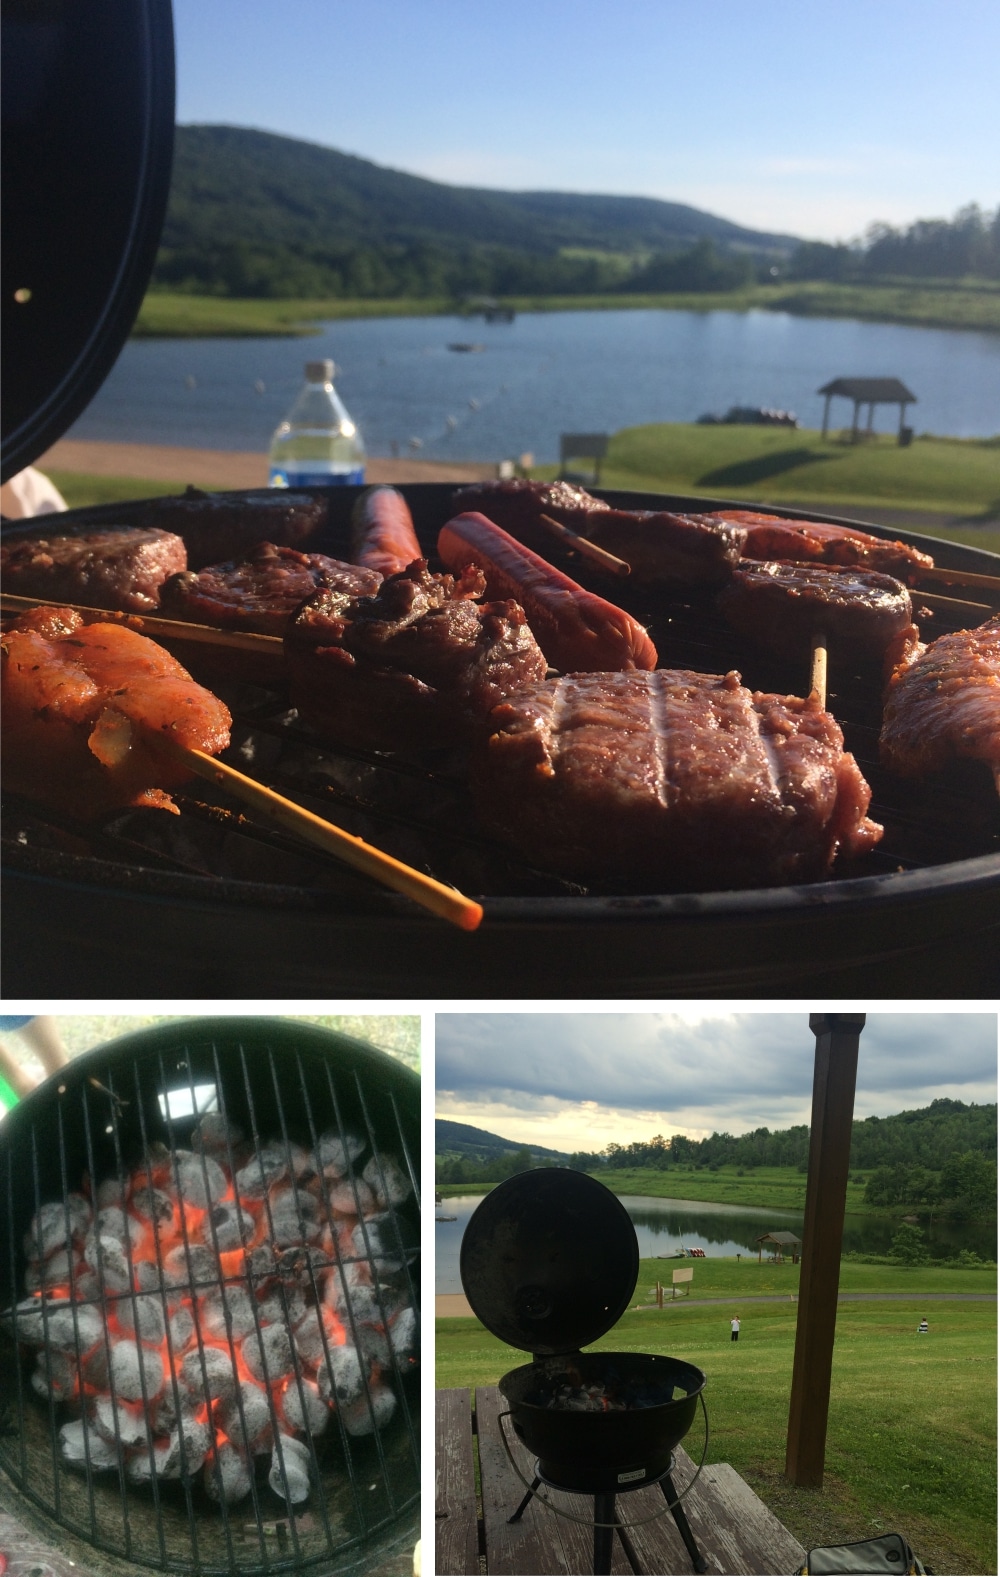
[880, 615, 1000, 777]
[721, 511, 934, 580]
[286, 559, 549, 751]
[473, 669, 882, 889]
[161, 541, 382, 635]
[0, 525, 186, 613]
[134, 487, 328, 569]
[717, 560, 913, 661]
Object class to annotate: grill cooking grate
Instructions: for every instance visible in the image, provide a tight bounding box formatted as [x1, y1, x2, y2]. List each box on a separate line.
[0, 1020, 419, 1576]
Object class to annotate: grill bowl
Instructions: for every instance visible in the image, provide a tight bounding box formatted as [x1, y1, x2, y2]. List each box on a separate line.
[3, 484, 998, 996]
[500, 1351, 705, 1493]
[0, 1017, 419, 1577]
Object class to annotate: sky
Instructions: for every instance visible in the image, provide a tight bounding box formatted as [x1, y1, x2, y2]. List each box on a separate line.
[171, 0, 998, 242]
[435, 1012, 998, 1154]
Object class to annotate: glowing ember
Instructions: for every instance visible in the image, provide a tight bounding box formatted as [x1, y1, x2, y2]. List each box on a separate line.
[3, 1117, 418, 1507]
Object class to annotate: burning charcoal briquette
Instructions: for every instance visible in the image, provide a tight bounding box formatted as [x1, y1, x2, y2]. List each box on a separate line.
[257, 1282, 307, 1329]
[351, 1214, 418, 1275]
[316, 1343, 367, 1408]
[116, 1292, 167, 1344]
[163, 1242, 217, 1289]
[173, 1152, 228, 1210]
[59, 1418, 120, 1472]
[31, 1349, 80, 1402]
[181, 1344, 238, 1403]
[168, 1304, 196, 1350]
[83, 1233, 133, 1293]
[291, 1306, 341, 1366]
[191, 1112, 244, 1155]
[96, 1177, 126, 1209]
[200, 1284, 258, 1342]
[325, 1177, 375, 1218]
[203, 1439, 251, 1504]
[314, 1131, 365, 1179]
[24, 1248, 74, 1292]
[93, 1393, 150, 1448]
[362, 1154, 412, 1209]
[266, 1186, 321, 1245]
[390, 1303, 418, 1359]
[241, 1320, 293, 1383]
[235, 1144, 292, 1197]
[110, 1337, 164, 1402]
[129, 1187, 175, 1226]
[279, 1374, 328, 1436]
[205, 1200, 254, 1252]
[341, 1383, 397, 1437]
[95, 1206, 144, 1246]
[269, 1433, 311, 1504]
[23, 1195, 92, 1259]
[217, 1378, 272, 1452]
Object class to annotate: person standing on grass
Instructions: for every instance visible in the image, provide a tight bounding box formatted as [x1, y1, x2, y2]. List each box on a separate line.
[917, 1318, 929, 1334]
[731, 1315, 741, 1342]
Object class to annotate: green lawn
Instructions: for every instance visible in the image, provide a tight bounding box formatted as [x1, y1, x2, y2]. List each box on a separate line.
[440, 1165, 868, 1214]
[436, 1286, 997, 1573]
[577, 424, 1000, 522]
[133, 278, 1000, 338]
[44, 471, 182, 510]
[632, 1256, 997, 1302]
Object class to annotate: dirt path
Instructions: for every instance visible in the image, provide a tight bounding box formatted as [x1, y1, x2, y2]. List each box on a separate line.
[38, 438, 498, 489]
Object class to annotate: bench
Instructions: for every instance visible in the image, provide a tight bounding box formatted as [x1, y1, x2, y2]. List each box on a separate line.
[436, 1384, 807, 1575]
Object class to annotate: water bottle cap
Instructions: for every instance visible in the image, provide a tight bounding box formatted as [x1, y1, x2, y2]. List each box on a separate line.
[305, 359, 334, 384]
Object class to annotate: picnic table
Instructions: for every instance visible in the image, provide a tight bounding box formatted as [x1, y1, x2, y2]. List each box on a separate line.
[437, 1386, 807, 1576]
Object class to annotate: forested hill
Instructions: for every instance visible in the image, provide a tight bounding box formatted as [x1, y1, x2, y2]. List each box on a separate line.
[435, 1118, 568, 1164]
[152, 124, 798, 299]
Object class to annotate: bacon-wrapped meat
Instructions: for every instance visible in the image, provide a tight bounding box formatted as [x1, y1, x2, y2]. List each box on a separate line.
[285, 559, 548, 751]
[161, 541, 381, 635]
[721, 511, 933, 581]
[1, 606, 231, 818]
[473, 669, 882, 889]
[717, 560, 913, 662]
[879, 615, 1000, 778]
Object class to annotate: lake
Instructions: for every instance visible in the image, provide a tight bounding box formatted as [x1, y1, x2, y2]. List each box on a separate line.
[67, 308, 1000, 464]
[434, 1192, 995, 1293]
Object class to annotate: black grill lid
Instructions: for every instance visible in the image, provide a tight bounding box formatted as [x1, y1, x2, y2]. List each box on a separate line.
[459, 1170, 639, 1356]
[1, 0, 175, 482]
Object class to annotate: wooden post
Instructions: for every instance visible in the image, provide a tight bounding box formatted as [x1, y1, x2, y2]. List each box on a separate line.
[821, 393, 832, 440]
[785, 1013, 866, 1487]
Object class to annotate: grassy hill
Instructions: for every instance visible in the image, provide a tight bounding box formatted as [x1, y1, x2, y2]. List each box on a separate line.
[435, 1118, 569, 1164]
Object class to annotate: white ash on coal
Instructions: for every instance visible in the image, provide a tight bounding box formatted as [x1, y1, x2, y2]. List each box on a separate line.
[4, 1125, 417, 1509]
[526, 1371, 679, 1412]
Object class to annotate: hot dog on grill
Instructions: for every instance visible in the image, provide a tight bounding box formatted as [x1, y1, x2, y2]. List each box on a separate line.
[437, 511, 657, 672]
[351, 487, 423, 578]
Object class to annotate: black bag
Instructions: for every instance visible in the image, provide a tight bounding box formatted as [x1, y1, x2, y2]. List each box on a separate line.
[798, 1531, 927, 1574]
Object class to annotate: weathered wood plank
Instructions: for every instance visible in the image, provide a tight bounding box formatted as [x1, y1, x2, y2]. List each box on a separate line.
[435, 1388, 481, 1577]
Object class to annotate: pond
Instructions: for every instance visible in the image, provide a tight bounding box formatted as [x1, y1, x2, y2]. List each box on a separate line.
[434, 1191, 995, 1293]
[68, 307, 1000, 464]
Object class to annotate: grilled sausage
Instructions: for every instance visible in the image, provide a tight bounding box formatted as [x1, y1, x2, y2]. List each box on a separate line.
[437, 512, 657, 672]
[351, 487, 423, 577]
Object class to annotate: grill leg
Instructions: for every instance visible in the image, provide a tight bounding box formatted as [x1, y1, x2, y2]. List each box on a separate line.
[661, 1471, 707, 1575]
[508, 1477, 541, 1523]
[593, 1491, 616, 1575]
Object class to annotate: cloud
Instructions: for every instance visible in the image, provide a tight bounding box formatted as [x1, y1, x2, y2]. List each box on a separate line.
[435, 1013, 997, 1151]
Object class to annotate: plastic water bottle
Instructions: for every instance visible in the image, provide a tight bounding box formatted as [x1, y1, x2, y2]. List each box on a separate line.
[268, 359, 366, 488]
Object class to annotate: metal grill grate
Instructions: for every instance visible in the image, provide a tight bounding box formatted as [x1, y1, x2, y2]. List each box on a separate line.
[0, 1019, 419, 1576]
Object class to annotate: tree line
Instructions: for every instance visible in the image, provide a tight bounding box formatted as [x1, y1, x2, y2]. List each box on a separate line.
[788, 203, 1000, 283]
[435, 1099, 997, 1218]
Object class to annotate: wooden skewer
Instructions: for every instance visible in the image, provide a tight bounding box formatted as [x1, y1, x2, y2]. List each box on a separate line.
[537, 514, 631, 577]
[151, 731, 484, 931]
[915, 565, 1000, 597]
[810, 631, 828, 710]
[912, 590, 994, 618]
[0, 594, 284, 661]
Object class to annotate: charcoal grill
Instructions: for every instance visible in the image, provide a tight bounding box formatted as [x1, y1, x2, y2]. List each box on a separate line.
[4, 483, 998, 997]
[459, 1170, 707, 1575]
[0, 1017, 420, 1577]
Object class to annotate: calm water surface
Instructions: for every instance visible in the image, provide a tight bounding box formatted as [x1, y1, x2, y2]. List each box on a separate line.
[68, 309, 1000, 463]
[434, 1192, 994, 1294]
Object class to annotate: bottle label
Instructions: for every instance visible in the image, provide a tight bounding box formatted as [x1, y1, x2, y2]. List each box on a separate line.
[270, 466, 366, 488]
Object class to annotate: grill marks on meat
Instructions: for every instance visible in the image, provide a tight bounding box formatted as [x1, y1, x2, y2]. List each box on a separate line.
[160, 541, 382, 636]
[285, 559, 548, 750]
[0, 525, 187, 613]
[721, 510, 934, 580]
[717, 560, 913, 661]
[1, 606, 231, 817]
[133, 487, 328, 570]
[473, 670, 882, 889]
[880, 615, 1000, 778]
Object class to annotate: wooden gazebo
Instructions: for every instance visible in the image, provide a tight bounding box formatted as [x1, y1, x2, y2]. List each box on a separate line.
[818, 376, 917, 443]
[757, 1230, 801, 1264]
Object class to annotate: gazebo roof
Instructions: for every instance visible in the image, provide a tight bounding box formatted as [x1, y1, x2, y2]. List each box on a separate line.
[757, 1231, 802, 1246]
[817, 377, 917, 404]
